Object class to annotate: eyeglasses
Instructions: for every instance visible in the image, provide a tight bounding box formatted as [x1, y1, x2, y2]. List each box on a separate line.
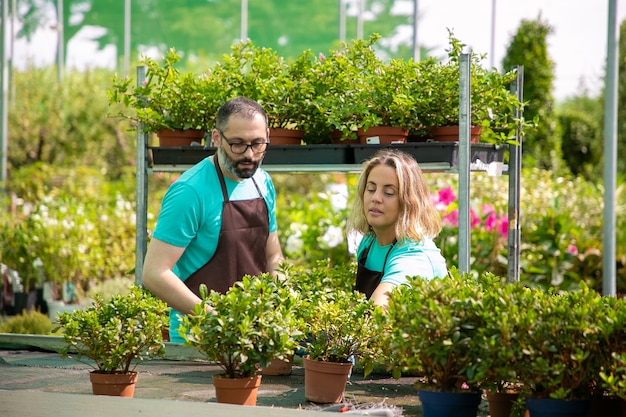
[219, 130, 270, 154]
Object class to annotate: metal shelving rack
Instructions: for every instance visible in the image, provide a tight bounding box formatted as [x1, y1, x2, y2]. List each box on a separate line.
[134, 55, 522, 284]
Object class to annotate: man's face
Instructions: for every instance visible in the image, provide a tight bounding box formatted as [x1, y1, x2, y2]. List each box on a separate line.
[214, 113, 269, 180]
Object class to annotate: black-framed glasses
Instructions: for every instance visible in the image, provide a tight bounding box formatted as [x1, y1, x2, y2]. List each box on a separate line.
[219, 130, 270, 154]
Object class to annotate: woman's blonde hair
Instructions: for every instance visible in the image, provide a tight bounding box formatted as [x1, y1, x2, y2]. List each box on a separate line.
[347, 149, 442, 242]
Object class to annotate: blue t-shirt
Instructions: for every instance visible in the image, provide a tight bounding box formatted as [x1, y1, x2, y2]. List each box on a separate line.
[151, 156, 278, 342]
[357, 234, 448, 287]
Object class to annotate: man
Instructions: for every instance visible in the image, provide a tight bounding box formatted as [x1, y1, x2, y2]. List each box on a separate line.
[142, 97, 284, 342]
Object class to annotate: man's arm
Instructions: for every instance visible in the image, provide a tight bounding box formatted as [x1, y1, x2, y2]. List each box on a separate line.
[142, 238, 202, 314]
[265, 231, 285, 275]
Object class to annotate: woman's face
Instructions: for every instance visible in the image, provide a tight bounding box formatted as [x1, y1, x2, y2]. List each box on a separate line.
[363, 164, 400, 235]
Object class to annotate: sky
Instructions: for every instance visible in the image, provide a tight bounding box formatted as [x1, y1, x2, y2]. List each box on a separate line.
[12, 0, 625, 101]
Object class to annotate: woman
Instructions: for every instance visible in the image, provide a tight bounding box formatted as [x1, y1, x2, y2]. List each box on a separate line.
[347, 149, 447, 308]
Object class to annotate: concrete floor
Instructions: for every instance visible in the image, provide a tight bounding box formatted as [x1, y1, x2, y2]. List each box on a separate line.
[0, 336, 493, 417]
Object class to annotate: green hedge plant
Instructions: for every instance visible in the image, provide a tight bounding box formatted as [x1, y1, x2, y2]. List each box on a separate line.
[179, 273, 304, 378]
[55, 285, 169, 373]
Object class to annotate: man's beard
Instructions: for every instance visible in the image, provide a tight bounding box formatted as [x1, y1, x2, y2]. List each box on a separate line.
[218, 146, 260, 179]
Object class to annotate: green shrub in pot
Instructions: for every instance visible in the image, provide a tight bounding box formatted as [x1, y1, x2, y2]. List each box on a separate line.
[375, 267, 485, 392]
[419, 30, 530, 144]
[515, 284, 607, 401]
[179, 273, 304, 378]
[107, 48, 217, 134]
[55, 285, 169, 373]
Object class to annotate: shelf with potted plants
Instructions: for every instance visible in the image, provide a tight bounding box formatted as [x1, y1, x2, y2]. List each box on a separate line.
[133, 36, 524, 286]
[140, 35, 516, 173]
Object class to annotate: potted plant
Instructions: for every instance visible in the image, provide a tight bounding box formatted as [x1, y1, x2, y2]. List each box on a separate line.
[54, 285, 169, 397]
[108, 48, 217, 145]
[372, 268, 485, 417]
[178, 273, 304, 406]
[514, 284, 608, 417]
[467, 274, 534, 417]
[208, 40, 315, 144]
[299, 287, 377, 404]
[420, 30, 527, 145]
[308, 34, 417, 144]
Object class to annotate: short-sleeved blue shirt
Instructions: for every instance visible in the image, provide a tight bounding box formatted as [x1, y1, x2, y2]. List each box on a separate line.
[151, 156, 277, 342]
[357, 234, 448, 286]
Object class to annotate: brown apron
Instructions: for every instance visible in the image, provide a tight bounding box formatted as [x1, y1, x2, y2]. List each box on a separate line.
[184, 153, 269, 296]
[355, 238, 396, 299]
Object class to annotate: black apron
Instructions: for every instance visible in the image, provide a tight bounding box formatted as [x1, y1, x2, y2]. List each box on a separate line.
[184, 153, 269, 297]
[355, 238, 396, 299]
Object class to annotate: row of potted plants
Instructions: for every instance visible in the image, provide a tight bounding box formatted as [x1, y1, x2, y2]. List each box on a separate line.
[364, 268, 626, 417]
[54, 263, 624, 414]
[108, 32, 528, 146]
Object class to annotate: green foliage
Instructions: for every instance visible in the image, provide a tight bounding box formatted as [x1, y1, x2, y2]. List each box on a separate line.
[515, 285, 610, 400]
[601, 353, 626, 400]
[207, 40, 316, 130]
[108, 48, 217, 133]
[179, 274, 305, 378]
[374, 269, 625, 400]
[278, 260, 375, 364]
[557, 96, 604, 180]
[502, 17, 561, 170]
[468, 275, 536, 393]
[274, 173, 354, 265]
[0, 310, 56, 335]
[378, 268, 485, 392]
[9, 68, 132, 178]
[420, 30, 528, 144]
[55, 285, 169, 373]
[0, 165, 140, 291]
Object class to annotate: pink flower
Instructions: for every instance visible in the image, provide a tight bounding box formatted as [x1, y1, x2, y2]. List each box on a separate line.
[481, 204, 495, 216]
[567, 244, 579, 256]
[438, 187, 456, 206]
[484, 211, 497, 232]
[443, 209, 459, 227]
[470, 208, 481, 228]
[319, 53, 326, 61]
[497, 217, 509, 239]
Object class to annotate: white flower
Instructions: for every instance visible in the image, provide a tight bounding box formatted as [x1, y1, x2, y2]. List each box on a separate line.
[286, 223, 307, 254]
[320, 225, 343, 248]
[325, 183, 349, 211]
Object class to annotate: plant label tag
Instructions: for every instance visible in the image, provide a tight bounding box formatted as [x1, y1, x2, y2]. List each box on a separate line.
[366, 136, 380, 144]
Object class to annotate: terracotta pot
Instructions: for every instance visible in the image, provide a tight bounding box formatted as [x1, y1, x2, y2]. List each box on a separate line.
[269, 128, 304, 145]
[486, 390, 521, 417]
[156, 128, 205, 147]
[261, 355, 294, 376]
[303, 356, 352, 404]
[89, 371, 138, 397]
[212, 373, 262, 406]
[430, 125, 482, 143]
[357, 126, 408, 144]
